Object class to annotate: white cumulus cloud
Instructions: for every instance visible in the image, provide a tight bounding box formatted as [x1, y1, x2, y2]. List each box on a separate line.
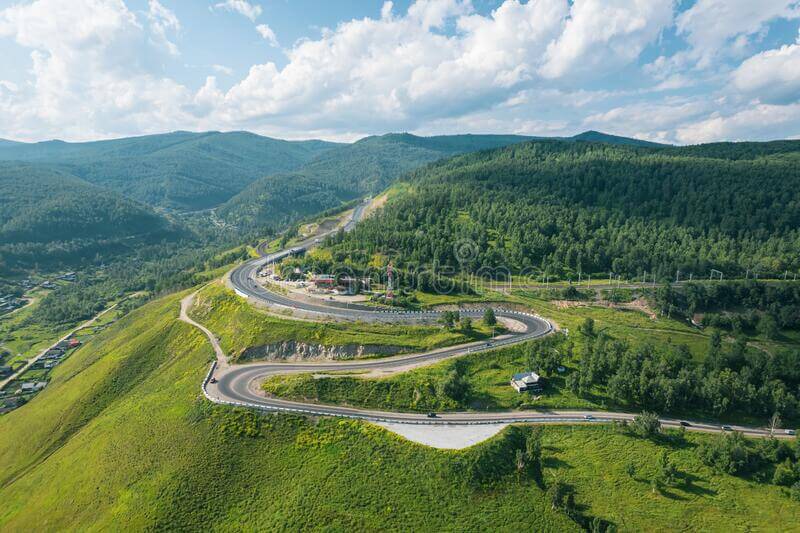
[2, 0, 799, 144]
[540, 0, 674, 79]
[0, 0, 195, 140]
[255, 23, 278, 47]
[147, 0, 181, 56]
[732, 37, 800, 105]
[676, 0, 800, 68]
[212, 0, 262, 22]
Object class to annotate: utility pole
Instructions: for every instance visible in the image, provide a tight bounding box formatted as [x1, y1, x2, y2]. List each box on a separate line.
[675, 270, 680, 283]
[609, 271, 612, 286]
[587, 274, 591, 289]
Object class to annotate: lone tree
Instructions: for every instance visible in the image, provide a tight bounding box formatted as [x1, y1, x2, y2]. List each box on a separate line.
[657, 451, 678, 487]
[439, 310, 459, 329]
[526, 427, 544, 479]
[547, 479, 575, 514]
[631, 412, 661, 438]
[483, 307, 497, 326]
[515, 449, 526, 484]
[579, 317, 595, 337]
[460, 316, 473, 334]
[769, 412, 782, 437]
[758, 314, 779, 340]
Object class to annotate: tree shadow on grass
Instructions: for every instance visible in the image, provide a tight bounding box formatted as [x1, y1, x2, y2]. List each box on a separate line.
[677, 471, 716, 497]
[543, 456, 573, 469]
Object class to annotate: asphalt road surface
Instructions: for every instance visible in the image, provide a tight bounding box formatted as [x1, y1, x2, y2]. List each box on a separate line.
[188, 201, 795, 439]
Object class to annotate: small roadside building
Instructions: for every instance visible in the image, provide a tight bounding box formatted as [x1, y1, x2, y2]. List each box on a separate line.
[511, 371, 542, 393]
[311, 275, 336, 289]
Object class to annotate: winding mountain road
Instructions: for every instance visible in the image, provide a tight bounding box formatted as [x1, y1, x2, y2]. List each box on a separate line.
[182, 201, 794, 439]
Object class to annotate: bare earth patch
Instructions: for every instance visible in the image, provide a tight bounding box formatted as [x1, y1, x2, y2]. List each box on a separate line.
[617, 297, 657, 319]
[552, 300, 588, 309]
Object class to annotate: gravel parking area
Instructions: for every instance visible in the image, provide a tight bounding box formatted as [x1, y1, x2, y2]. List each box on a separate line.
[376, 422, 508, 449]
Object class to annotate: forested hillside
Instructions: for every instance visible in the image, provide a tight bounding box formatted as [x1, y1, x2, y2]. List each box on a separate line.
[0, 163, 184, 273]
[218, 133, 534, 229]
[0, 131, 338, 211]
[323, 139, 800, 279]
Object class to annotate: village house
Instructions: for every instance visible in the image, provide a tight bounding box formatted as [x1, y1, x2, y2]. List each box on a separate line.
[510, 371, 542, 393]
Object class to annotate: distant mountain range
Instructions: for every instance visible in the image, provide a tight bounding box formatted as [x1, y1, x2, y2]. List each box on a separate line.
[0, 128, 668, 271]
[217, 132, 539, 229]
[0, 131, 339, 211]
[217, 130, 665, 229]
[569, 130, 665, 147]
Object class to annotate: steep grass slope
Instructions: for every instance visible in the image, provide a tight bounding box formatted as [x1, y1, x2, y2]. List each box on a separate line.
[0, 291, 574, 530]
[0, 289, 797, 530]
[189, 282, 496, 360]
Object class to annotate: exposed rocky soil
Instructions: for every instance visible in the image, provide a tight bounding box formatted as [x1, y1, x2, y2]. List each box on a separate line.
[237, 340, 403, 362]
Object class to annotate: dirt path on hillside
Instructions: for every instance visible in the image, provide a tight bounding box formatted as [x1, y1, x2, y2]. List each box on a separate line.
[179, 291, 229, 370]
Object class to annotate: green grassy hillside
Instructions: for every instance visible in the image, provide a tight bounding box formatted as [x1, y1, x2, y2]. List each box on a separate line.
[0, 288, 798, 530]
[190, 282, 497, 360]
[0, 131, 338, 211]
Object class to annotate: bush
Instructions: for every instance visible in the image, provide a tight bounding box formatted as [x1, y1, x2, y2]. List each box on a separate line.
[697, 432, 752, 475]
[630, 412, 661, 438]
[578, 317, 595, 337]
[772, 459, 797, 486]
[791, 481, 800, 502]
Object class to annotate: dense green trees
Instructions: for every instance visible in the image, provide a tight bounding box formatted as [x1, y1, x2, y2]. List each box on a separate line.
[218, 133, 533, 230]
[653, 280, 800, 333]
[0, 163, 187, 273]
[325, 140, 800, 280]
[571, 331, 800, 420]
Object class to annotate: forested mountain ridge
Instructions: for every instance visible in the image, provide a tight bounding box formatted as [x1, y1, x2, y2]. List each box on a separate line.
[0, 163, 185, 273]
[323, 139, 800, 279]
[570, 130, 665, 147]
[0, 131, 339, 211]
[217, 132, 537, 230]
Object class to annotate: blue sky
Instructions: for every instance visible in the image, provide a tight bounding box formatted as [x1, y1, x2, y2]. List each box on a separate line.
[0, 0, 799, 143]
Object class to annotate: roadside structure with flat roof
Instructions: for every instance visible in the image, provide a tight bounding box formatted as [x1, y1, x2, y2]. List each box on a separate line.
[511, 371, 542, 393]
